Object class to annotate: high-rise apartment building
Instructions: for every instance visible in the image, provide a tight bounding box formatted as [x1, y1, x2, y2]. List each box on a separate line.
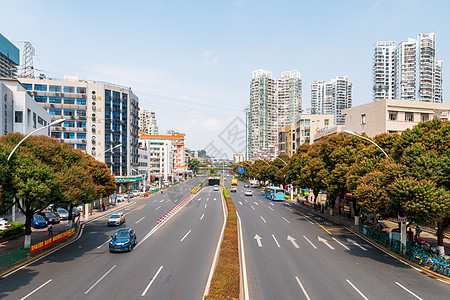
[139, 108, 158, 135]
[311, 76, 352, 125]
[247, 69, 302, 161]
[373, 32, 443, 102]
[0, 33, 19, 78]
[18, 76, 140, 178]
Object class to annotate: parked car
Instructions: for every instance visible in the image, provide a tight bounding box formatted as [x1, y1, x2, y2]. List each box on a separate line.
[70, 207, 80, 217]
[107, 212, 125, 226]
[116, 195, 124, 203]
[133, 190, 140, 197]
[56, 208, 69, 220]
[31, 214, 47, 228]
[39, 211, 60, 224]
[244, 190, 253, 196]
[0, 218, 11, 230]
[109, 228, 137, 252]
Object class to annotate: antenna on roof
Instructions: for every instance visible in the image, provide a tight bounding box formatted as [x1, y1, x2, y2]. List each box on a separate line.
[20, 42, 35, 78]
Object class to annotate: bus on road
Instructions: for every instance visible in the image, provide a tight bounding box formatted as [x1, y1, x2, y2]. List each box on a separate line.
[264, 186, 285, 201]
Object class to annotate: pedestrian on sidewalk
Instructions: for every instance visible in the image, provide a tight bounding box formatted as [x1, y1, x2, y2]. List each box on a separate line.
[415, 225, 422, 239]
[48, 224, 53, 237]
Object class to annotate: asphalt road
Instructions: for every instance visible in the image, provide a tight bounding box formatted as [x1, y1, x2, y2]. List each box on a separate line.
[0, 174, 226, 300]
[226, 176, 450, 300]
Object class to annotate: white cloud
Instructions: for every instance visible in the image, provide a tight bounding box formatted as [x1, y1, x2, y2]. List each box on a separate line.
[202, 50, 219, 65]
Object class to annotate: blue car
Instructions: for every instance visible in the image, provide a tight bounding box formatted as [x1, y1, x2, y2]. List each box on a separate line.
[109, 228, 137, 252]
[31, 214, 48, 228]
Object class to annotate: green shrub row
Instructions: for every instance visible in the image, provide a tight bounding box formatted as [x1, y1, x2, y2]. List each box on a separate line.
[0, 222, 25, 239]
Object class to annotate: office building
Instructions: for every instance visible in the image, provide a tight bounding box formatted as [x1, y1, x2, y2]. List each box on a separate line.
[342, 99, 450, 137]
[295, 114, 334, 147]
[139, 108, 158, 135]
[373, 32, 443, 103]
[0, 78, 51, 137]
[18, 77, 140, 179]
[311, 76, 352, 125]
[247, 69, 302, 161]
[0, 33, 19, 78]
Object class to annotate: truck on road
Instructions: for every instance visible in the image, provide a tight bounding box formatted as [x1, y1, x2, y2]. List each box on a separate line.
[230, 178, 237, 192]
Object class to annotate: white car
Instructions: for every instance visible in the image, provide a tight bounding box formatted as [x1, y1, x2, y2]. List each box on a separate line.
[0, 218, 11, 230]
[244, 190, 253, 196]
[133, 190, 140, 197]
[213, 185, 219, 191]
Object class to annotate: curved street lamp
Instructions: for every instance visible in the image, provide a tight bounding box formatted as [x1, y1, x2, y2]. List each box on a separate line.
[343, 130, 389, 158]
[7, 118, 65, 223]
[96, 143, 122, 160]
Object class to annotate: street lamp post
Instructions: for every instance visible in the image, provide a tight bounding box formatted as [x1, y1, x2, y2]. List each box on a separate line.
[343, 130, 406, 252]
[7, 118, 65, 222]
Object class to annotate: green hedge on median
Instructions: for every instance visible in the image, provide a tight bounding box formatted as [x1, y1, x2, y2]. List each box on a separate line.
[0, 222, 25, 239]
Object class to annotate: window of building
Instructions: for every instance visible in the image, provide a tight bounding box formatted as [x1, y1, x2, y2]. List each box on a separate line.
[49, 109, 62, 115]
[33, 112, 36, 128]
[77, 121, 86, 128]
[64, 86, 75, 93]
[51, 132, 62, 139]
[324, 119, 329, 126]
[388, 111, 398, 121]
[23, 84, 32, 90]
[15, 111, 23, 123]
[77, 144, 86, 150]
[34, 84, 47, 91]
[49, 97, 62, 103]
[64, 109, 75, 116]
[35, 96, 47, 103]
[421, 113, 430, 122]
[77, 87, 86, 94]
[76, 98, 86, 105]
[77, 110, 86, 116]
[361, 114, 366, 124]
[405, 112, 414, 122]
[64, 121, 75, 127]
[388, 130, 397, 134]
[38, 116, 44, 125]
[49, 85, 61, 92]
[64, 98, 75, 104]
[64, 132, 75, 139]
[77, 133, 86, 139]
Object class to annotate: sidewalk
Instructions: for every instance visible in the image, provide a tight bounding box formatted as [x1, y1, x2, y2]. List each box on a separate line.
[0, 199, 135, 257]
[290, 199, 450, 256]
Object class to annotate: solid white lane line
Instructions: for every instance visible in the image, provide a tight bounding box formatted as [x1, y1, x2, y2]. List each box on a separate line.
[200, 213, 205, 220]
[155, 206, 161, 211]
[272, 234, 280, 247]
[260, 216, 266, 223]
[97, 239, 111, 249]
[282, 217, 291, 224]
[180, 230, 192, 242]
[237, 212, 250, 300]
[395, 282, 423, 300]
[438, 279, 450, 285]
[136, 216, 146, 224]
[268, 206, 274, 211]
[141, 266, 163, 297]
[251, 206, 255, 211]
[346, 279, 369, 300]
[205, 204, 208, 209]
[295, 276, 311, 300]
[20, 279, 52, 300]
[85, 265, 116, 294]
[332, 237, 350, 250]
[303, 235, 317, 249]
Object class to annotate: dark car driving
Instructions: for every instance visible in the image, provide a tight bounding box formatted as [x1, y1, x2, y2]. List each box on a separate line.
[109, 228, 137, 252]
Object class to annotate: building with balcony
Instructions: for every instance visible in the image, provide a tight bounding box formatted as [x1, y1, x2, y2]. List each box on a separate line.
[0, 78, 51, 137]
[139, 108, 158, 135]
[342, 99, 450, 137]
[247, 69, 302, 161]
[278, 125, 296, 157]
[18, 76, 140, 179]
[311, 76, 352, 125]
[373, 32, 443, 103]
[0, 33, 19, 78]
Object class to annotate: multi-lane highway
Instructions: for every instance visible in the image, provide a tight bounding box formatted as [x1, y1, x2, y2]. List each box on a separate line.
[0, 174, 226, 300]
[225, 177, 450, 300]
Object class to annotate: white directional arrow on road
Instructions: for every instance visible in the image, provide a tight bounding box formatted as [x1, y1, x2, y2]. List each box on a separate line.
[318, 236, 335, 250]
[287, 235, 300, 248]
[254, 234, 262, 247]
[347, 238, 368, 251]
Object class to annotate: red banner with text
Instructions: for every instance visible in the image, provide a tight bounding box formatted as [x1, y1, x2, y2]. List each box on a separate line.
[30, 227, 75, 254]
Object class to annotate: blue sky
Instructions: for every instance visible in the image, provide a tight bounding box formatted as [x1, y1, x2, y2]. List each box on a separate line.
[2, 0, 450, 157]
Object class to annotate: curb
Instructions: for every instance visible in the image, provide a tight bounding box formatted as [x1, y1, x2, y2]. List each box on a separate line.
[291, 201, 450, 283]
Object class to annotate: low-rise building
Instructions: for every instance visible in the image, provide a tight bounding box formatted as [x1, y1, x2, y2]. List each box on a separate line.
[295, 114, 334, 147]
[0, 79, 51, 137]
[342, 99, 450, 137]
[233, 153, 244, 163]
[278, 125, 296, 157]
